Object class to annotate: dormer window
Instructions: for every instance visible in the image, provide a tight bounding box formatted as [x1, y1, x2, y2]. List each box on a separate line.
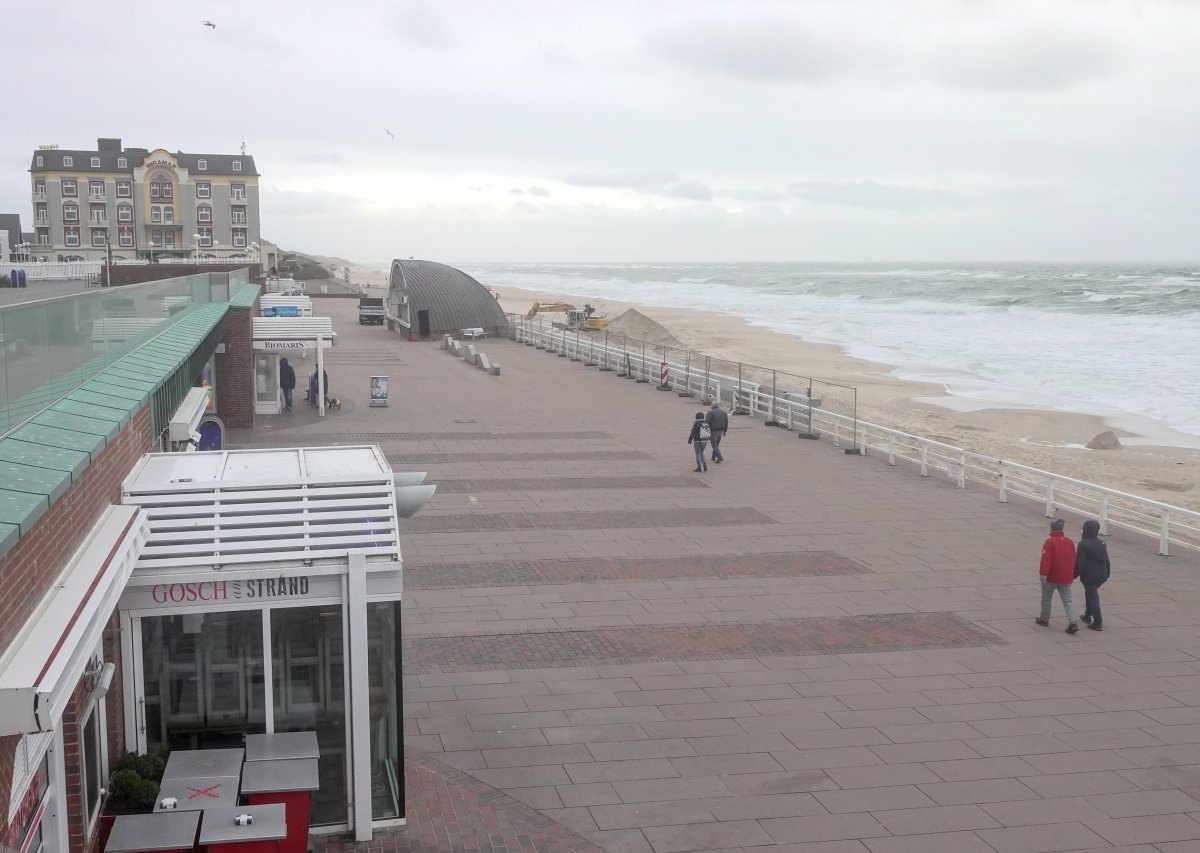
[197, 158, 207, 171]
[232, 160, 242, 172]
[117, 157, 127, 168]
[63, 155, 73, 167]
[35, 155, 43, 167]
[90, 156, 100, 167]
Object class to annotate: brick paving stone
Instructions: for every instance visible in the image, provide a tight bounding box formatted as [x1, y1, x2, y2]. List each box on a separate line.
[862, 831, 998, 853]
[813, 785, 938, 814]
[403, 613, 1001, 674]
[435, 476, 710, 492]
[405, 507, 777, 533]
[975, 822, 1110, 852]
[311, 751, 610, 853]
[391, 450, 656, 463]
[760, 813, 889, 844]
[642, 820, 773, 853]
[406, 552, 866, 589]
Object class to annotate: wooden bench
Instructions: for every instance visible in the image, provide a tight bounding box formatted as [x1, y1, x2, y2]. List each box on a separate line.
[461, 327, 486, 340]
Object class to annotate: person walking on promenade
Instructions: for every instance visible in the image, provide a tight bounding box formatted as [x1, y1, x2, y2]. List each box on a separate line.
[1037, 518, 1079, 633]
[1076, 519, 1111, 631]
[308, 369, 319, 407]
[278, 358, 296, 411]
[705, 401, 728, 463]
[688, 411, 709, 472]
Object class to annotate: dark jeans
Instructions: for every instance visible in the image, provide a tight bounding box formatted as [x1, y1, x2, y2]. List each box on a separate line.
[693, 442, 706, 469]
[282, 387, 294, 409]
[710, 430, 724, 461]
[1083, 583, 1103, 626]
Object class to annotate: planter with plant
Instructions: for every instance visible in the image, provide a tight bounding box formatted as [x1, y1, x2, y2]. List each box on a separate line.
[105, 753, 166, 815]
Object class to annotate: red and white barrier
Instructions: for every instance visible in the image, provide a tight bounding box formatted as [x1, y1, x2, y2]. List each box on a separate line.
[659, 361, 670, 388]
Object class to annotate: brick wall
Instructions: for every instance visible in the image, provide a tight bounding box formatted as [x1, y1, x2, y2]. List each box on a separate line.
[214, 298, 257, 429]
[103, 263, 262, 287]
[0, 404, 153, 851]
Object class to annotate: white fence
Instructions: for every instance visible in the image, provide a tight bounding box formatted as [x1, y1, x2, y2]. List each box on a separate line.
[513, 319, 1200, 556]
[0, 261, 101, 280]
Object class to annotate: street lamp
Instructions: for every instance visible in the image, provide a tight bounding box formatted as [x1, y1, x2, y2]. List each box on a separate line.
[14, 241, 32, 263]
[192, 233, 202, 261]
[148, 240, 157, 264]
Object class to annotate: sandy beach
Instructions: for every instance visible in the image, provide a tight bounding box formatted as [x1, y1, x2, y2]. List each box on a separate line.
[484, 281, 1200, 513]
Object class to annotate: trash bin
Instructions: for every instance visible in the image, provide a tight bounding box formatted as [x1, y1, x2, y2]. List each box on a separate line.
[105, 811, 199, 853]
[240, 759, 318, 853]
[198, 804, 287, 853]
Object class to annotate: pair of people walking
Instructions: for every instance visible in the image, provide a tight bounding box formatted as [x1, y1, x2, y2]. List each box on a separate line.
[1037, 517, 1112, 633]
[687, 402, 728, 471]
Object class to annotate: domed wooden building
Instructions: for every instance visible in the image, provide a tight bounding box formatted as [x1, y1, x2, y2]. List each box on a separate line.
[385, 260, 506, 340]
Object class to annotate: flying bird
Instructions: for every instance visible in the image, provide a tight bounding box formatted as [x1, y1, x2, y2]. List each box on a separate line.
[384, 128, 395, 140]
[202, 20, 216, 29]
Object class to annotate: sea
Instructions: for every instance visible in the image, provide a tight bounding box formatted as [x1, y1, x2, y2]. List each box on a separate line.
[459, 262, 1200, 447]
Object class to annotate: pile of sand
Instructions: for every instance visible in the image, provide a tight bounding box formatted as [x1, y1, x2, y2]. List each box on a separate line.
[606, 309, 685, 349]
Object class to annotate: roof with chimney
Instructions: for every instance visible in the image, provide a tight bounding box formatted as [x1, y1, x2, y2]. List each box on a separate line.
[29, 138, 258, 176]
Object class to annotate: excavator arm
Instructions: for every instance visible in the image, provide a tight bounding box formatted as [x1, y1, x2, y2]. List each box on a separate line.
[526, 302, 577, 319]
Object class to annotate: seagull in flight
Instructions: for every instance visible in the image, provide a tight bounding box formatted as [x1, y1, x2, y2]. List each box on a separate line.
[202, 20, 216, 29]
[384, 128, 395, 140]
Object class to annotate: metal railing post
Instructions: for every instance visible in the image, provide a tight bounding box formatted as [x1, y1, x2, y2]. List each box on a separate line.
[704, 356, 711, 402]
[678, 350, 693, 397]
[765, 370, 779, 425]
[1045, 481, 1056, 517]
[1098, 494, 1109, 535]
[919, 443, 929, 476]
[637, 340, 649, 382]
[599, 331, 612, 371]
[1159, 511, 1171, 556]
[998, 463, 1009, 502]
[888, 434, 896, 465]
[957, 450, 967, 488]
[735, 362, 746, 414]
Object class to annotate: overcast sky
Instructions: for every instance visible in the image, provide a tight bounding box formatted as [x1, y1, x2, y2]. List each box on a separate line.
[4, 0, 1198, 263]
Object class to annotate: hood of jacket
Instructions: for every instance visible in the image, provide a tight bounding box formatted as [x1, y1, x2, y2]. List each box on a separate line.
[1081, 520, 1101, 539]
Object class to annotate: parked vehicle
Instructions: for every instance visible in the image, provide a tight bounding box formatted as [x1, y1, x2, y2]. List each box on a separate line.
[358, 296, 385, 325]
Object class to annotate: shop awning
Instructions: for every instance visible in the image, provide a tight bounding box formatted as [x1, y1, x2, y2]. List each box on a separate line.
[0, 505, 148, 734]
[251, 317, 335, 351]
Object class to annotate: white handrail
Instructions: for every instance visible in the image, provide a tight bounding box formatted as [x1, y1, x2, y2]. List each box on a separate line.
[513, 318, 1200, 555]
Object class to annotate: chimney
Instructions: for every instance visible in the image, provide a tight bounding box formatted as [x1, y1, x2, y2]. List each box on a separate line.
[97, 138, 122, 152]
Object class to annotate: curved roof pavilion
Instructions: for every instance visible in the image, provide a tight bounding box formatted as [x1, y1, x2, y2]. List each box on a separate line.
[386, 259, 506, 339]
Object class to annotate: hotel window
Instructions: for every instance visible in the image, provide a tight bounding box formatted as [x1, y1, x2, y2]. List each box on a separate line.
[118, 156, 127, 168]
[63, 204, 79, 222]
[197, 228, 212, 247]
[35, 204, 47, 222]
[117, 180, 131, 197]
[231, 207, 246, 225]
[34, 178, 46, 195]
[37, 230, 49, 245]
[197, 158, 207, 170]
[152, 229, 162, 245]
[233, 229, 246, 247]
[81, 703, 104, 826]
[150, 174, 172, 200]
[35, 154, 44, 167]
[231, 183, 246, 200]
[65, 227, 80, 246]
[118, 205, 131, 222]
[164, 206, 174, 223]
[151, 207, 162, 224]
[63, 155, 73, 167]
[163, 232, 176, 247]
[232, 160, 242, 172]
[62, 179, 77, 197]
[92, 230, 107, 247]
[197, 205, 212, 224]
[119, 228, 133, 247]
[196, 181, 211, 199]
[89, 180, 104, 198]
[90, 156, 100, 167]
[90, 205, 106, 223]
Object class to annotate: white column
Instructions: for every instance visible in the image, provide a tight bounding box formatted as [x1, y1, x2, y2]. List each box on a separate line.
[317, 341, 326, 417]
[347, 555, 372, 840]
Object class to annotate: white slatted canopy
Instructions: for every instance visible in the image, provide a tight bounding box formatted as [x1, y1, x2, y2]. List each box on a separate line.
[121, 447, 401, 572]
[252, 316, 335, 350]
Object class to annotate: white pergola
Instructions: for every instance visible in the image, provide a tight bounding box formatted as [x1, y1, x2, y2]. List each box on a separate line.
[251, 316, 336, 415]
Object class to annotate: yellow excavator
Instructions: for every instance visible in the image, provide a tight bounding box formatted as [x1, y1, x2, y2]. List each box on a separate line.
[525, 302, 609, 332]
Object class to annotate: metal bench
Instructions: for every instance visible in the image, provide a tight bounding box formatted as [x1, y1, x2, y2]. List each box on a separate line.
[461, 327, 486, 339]
[91, 317, 164, 349]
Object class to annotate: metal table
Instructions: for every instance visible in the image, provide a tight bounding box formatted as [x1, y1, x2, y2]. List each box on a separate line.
[243, 732, 319, 762]
[162, 748, 244, 780]
[199, 804, 287, 853]
[105, 812, 199, 853]
[241, 759, 319, 853]
[154, 775, 240, 813]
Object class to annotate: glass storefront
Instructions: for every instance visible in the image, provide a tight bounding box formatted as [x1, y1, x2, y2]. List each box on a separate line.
[141, 611, 267, 753]
[367, 601, 403, 821]
[271, 606, 346, 825]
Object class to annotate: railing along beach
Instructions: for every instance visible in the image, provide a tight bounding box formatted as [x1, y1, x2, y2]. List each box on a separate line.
[509, 314, 1200, 557]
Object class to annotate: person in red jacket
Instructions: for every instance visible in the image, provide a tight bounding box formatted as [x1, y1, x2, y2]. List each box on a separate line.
[1037, 518, 1079, 634]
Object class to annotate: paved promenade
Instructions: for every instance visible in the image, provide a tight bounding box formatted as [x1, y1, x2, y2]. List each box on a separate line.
[240, 298, 1200, 853]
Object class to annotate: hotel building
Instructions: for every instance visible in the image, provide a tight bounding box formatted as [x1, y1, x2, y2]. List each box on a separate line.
[28, 139, 261, 262]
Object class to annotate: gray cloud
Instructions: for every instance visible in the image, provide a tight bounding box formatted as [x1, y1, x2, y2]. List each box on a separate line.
[721, 187, 787, 202]
[789, 180, 963, 209]
[509, 187, 525, 195]
[653, 180, 714, 202]
[392, 2, 456, 49]
[563, 171, 678, 189]
[527, 186, 552, 197]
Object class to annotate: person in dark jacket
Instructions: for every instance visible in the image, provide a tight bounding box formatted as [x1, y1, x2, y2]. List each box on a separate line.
[1037, 518, 1078, 633]
[687, 412, 708, 472]
[705, 402, 729, 463]
[1075, 519, 1110, 631]
[308, 369, 319, 406]
[278, 358, 296, 410]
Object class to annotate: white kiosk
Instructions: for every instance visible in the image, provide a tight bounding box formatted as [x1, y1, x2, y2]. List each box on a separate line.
[117, 447, 432, 838]
[251, 317, 336, 416]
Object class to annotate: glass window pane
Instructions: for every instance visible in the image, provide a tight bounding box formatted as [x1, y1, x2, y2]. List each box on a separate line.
[367, 601, 403, 821]
[141, 611, 266, 753]
[83, 707, 100, 817]
[271, 606, 346, 826]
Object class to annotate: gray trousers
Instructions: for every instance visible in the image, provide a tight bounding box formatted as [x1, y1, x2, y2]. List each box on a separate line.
[1040, 581, 1077, 623]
